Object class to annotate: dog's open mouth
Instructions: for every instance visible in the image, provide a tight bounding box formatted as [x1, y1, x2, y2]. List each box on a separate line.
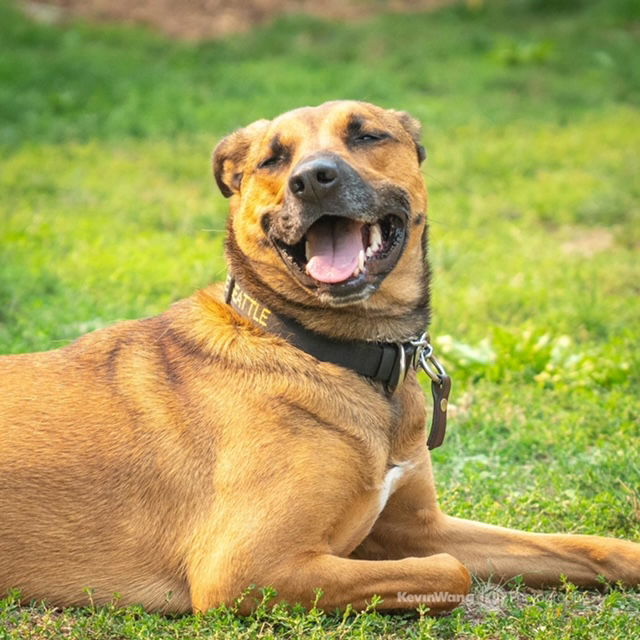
[274, 213, 407, 297]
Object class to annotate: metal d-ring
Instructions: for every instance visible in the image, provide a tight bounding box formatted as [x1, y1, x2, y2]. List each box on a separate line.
[420, 349, 447, 384]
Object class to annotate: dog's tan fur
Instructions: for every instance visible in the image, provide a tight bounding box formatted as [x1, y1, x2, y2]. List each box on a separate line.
[1, 101, 639, 614]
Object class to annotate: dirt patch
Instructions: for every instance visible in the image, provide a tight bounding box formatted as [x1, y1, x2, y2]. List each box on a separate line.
[22, 0, 461, 40]
[562, 228, 615, 257]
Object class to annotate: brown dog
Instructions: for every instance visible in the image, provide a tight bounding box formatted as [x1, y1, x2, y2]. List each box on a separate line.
[1, 101, 639, 615]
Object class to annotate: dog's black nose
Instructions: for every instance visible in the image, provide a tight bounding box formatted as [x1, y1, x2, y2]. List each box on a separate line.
[288, 157, 339, 203]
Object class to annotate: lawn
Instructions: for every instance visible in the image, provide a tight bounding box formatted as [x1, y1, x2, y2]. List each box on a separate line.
[1, 0, 640, 636]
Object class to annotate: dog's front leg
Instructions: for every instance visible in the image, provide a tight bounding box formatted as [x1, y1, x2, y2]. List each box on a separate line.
[421, 515, 640, 588]
[184, 445, 470, 615]
[353, 456, 640, 588]
[189, 551, 470, 614]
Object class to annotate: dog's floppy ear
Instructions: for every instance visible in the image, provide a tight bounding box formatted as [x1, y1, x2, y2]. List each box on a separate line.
[213, 119, 270, 198]
[389, 110, 426, 165]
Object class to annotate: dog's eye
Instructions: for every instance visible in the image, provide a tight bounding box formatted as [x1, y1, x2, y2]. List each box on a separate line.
[354, 132, 389, 144]
[258, 155, 282, 169]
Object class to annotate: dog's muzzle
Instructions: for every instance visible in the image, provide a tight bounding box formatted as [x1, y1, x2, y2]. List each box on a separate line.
[268, 153, 411, 303]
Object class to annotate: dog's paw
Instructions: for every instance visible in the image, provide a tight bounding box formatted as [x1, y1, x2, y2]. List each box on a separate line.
[588, 537, 640, 586]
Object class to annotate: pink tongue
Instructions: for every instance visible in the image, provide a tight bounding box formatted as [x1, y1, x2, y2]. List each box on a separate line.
[306, 218, 364, 284]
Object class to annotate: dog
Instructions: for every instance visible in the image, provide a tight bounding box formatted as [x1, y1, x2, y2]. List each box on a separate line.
[1, 100, 639, 615]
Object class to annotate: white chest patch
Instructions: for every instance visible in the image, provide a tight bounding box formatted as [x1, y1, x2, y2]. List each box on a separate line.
[377, 461, 416, 513]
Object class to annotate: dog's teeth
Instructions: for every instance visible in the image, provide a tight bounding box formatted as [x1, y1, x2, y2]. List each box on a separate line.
[366, 247, 374, 258]
[358, 248, 366, 273]
[369, 223, 382, 254]
[305, 240, 310, 261]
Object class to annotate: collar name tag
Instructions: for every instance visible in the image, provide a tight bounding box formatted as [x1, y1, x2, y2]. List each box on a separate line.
[230, 284, 272, 327]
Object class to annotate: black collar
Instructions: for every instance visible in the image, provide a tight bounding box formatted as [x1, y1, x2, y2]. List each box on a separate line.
[224, 275, 451, 449]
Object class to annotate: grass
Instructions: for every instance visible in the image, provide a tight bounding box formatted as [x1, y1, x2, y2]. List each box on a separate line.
[1, 0, 639, 636]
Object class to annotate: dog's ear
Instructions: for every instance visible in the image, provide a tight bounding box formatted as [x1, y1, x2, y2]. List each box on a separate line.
[389, 110, 426, 165]
[213, 119, 271, 198]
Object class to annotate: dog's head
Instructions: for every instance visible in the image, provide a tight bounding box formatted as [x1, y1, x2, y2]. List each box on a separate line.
[214, 101, 428, 315]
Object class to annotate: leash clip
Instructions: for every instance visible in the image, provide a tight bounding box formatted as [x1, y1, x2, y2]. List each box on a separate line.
[409, 332, 430, 371]
[410, 332, 446, 382]
[411, 332, 451, 450]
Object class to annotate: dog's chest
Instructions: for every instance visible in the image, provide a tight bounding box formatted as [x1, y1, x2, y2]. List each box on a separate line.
[377, 461, 416, 513]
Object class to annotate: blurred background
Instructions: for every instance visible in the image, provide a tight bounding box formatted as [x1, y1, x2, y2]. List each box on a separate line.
[1, 0, 639, 541]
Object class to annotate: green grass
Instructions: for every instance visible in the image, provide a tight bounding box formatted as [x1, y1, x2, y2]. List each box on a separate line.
[1, 0, 640, 636]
